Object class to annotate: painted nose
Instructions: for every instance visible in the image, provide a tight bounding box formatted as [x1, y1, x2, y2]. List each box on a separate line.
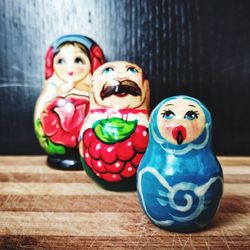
[66, 64, 74, 74]
[116, 75, 127, 81]
[172, 125, 187, 145]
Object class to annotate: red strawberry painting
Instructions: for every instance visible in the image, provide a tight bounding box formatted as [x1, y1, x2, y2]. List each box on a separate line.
[79, 61, 150, 190]
[82, 118, 148, 182]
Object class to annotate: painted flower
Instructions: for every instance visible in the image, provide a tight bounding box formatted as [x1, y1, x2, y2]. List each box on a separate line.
[36, 95, 89, 153]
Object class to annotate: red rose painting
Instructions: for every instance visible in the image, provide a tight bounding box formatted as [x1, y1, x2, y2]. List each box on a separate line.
[41, 95, 89, 148]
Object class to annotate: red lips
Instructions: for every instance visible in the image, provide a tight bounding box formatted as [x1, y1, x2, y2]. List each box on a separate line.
[172, 125, 187, 145]
[68, 72, 74, 76]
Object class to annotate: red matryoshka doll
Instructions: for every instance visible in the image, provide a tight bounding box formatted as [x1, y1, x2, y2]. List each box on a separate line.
[34, 34, 105, 170]
[79, 61, 150, 190]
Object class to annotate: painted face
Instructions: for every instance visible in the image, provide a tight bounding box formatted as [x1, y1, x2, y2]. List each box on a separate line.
[91, 61, 149, 109]
[157, 98, 206, 145]
[53, 44, 91, 83]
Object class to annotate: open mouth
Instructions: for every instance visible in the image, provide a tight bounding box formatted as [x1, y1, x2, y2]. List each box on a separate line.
[100, 80, 141, 100]
[172, 125, 187, 145]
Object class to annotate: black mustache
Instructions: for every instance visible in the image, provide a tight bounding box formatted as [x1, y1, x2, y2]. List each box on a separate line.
[100, 80, 142, 100]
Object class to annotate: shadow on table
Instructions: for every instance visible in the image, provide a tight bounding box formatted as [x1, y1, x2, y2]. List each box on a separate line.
[208, 194, 249, 230]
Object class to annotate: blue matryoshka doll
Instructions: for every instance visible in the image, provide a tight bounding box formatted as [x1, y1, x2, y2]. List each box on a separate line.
[137, 95, 223, 232]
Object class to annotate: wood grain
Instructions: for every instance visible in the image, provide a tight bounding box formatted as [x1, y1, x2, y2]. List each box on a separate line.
[0, 156, 249, 249]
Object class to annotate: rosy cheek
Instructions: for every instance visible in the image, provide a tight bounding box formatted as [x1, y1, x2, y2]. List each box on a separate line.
[56, 67, 66, 76]
[75, 66, 85, 73]
[161, 121, 172, 134]
[190, 122, 199, 132]
[186, 122, 202, 140]
[164, 124, 172, 131]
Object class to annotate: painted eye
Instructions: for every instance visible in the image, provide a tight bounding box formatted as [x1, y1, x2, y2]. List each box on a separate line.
[161, 110, 175, 119]
[102, 67, 114, 74]
[57, 58, 65, 65]
[75, 57, 84, 64]
[184, 110, 199, 120]
[127, 67, 138, 73]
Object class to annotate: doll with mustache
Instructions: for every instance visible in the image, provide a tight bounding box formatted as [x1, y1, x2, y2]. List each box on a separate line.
[79, 61, 150, 190]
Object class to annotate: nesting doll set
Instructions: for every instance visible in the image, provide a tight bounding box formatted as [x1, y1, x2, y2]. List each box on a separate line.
[34, 34, 223, 232]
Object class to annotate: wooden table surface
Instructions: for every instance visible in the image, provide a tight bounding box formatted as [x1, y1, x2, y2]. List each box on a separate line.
[0, 156, 249, 249]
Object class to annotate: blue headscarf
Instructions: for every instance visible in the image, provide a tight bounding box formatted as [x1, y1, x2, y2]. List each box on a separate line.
[148, 95, 212, 156]
[52, 34, 94, 51]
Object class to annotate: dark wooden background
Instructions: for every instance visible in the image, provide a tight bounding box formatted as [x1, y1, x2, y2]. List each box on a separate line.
[0, 0, 249, 155]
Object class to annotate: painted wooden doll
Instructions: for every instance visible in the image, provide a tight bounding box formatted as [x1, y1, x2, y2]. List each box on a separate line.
[137, 95, 223, 232]
[79, 61, 150, 190]
[34, 34, 105, 170]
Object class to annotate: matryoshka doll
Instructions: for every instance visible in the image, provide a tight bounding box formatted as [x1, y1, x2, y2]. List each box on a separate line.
[34, 34, 105, 170]
[79, 61, 150, 190]
[137, 95, 223, 232]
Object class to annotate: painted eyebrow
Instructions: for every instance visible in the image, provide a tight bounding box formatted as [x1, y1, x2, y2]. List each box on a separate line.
[188, 104, 196, 107]
[164, 104, 174, 107]
[105, 64, 115, 68]
[126, 65, 141, 71]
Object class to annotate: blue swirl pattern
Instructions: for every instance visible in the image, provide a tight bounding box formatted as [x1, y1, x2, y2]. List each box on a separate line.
[137, 96, 224, 232]
[138, 167, 223, 231]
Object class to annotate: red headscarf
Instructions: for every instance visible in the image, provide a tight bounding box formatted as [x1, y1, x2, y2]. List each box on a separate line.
[45, 35, 105, 80]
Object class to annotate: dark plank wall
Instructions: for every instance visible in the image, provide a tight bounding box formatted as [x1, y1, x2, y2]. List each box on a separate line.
[0, 0, 249, 155]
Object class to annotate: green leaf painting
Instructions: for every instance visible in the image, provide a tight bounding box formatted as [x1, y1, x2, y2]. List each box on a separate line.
[93, 117, 137, 144]
[34, 119, 66, 155]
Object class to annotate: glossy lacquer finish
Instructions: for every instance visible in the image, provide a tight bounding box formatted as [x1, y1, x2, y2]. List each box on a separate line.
[137, 95, 223, 232]
[79, 61, 150, 190]
[34, 34, 105, 170]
